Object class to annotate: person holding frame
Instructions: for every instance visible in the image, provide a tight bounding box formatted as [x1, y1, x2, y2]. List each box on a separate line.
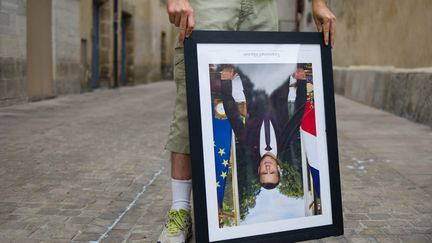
[159, 1, 336, 242]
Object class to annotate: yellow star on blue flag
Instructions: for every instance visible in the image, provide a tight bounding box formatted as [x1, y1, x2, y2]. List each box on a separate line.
[222, 159, 229, 167]
[212, 100, 232, 209]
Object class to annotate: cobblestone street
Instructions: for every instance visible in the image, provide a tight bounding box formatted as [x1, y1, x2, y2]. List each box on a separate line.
[0, 82, 431, 243]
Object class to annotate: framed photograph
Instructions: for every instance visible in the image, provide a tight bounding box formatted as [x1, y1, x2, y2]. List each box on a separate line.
[184, 31, 343, 243]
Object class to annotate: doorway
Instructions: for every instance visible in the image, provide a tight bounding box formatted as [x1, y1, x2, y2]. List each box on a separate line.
[91, 0, 101, 89]
[120, 12, 132, 86]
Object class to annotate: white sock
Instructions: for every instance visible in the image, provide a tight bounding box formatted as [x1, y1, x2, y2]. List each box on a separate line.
[171, 178, 192, 211]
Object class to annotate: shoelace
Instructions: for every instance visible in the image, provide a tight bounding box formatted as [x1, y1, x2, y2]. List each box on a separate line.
[167, 210, 189, 234]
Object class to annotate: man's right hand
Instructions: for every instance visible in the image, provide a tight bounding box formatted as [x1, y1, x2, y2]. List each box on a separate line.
[167, 0, 195, 42]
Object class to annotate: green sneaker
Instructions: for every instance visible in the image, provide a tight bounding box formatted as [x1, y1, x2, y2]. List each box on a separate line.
[157, 209, 192, 243]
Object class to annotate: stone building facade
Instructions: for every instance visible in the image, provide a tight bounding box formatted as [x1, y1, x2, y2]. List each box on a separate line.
[79, 0, 176, 89]
[0, 0, 27, 105]
[53, 0, 82, 96]
[0, 0, 176, 106]
[331, 0, 431, 68]
[328, 0, 432, 127]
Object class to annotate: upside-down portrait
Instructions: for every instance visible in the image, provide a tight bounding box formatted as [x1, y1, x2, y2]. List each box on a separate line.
[209, 63, 322, 227]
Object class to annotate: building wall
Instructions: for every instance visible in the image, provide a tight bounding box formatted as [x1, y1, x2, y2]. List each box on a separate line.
[122, 0, 140, 84]
[329, 0, 432, 127]
[1, 0, 82, 105]
[128, 0, 159, 83]
[332, 0, 432, 68]
[80, 0, 93, 90]
[159, 2, 177, 80]
[334, 67, 432, 127]
[120, 7, 134, 84]
[27, 0, 53, 101]
[0, 0, 27, 105]
[79, 0, 116, 89]
[88, 0, 176, 86]
[99, 0, 114, 88]
[52, 0, 81, 95]
[120, 0, 175, 84]
[0, 0, 177, 106]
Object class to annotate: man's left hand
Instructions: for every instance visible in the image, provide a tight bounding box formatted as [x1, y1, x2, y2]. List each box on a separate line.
[312, 0, 336, 47]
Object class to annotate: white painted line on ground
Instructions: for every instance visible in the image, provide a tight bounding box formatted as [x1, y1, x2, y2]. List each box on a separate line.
[90, 167, 165, 243]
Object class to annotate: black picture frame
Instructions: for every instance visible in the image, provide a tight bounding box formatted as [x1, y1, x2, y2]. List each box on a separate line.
[184, 31, 343, 243]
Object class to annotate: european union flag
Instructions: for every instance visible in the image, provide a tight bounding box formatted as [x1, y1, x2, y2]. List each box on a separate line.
[212, 103, 232, 209]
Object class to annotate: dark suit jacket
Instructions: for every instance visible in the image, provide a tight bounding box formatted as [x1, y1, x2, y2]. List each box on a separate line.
[221, 76, 307, 166]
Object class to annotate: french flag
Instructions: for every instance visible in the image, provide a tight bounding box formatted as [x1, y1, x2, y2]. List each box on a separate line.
[300, 100, 320, 198]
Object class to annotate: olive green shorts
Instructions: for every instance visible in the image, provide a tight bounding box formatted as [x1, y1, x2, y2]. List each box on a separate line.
[165, 0, 279, 154]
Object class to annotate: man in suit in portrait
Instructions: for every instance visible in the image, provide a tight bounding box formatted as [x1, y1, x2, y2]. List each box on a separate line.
[220, 64, 308, 189]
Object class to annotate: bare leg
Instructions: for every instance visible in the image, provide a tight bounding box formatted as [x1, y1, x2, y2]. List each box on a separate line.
[171, 152, 192, 180]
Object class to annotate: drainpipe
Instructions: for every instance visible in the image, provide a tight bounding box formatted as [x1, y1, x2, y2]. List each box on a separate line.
[113, 0, 119, 88]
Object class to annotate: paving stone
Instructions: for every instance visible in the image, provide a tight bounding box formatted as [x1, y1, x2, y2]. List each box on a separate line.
[344, 220, 363, 229]
[412, 216, 432, 227]
[91, 218, 113, 228]
[382, 228, 410, 235]
[67, 216, 94, 224]
[128, 232, 149, 241]
[413, 204, 432, 214]
[0, 236, 13, 243]
[374, 237, 402, 243]
[10, 238, 40, 243]
[357, 228, 386, 236]
[0, 229, 32, 239]
[11, 207, 39, 215]
[385, 219, 412, 228]
[347, 237, 378, 243]
[60, 204, 86, 210]
[390, 213, 418, 220]
[399, 235, 431, 243]
[58, 209, 81, 216]
[0, 205, 17, 214]
[359, 220, 387, 228]
[100, 236, 125, 243]
[345, 213, 369, 220]
[407, 226, 432, 234]
[114, 222, 136, 230]
[367, 206, 390, 214]
[367, 213, 392, 220]
[105, 228, 129, 238]
[77, 210, 101, 218]
[72, 231, 100, 241]
[36, 208, 62, 216]
[80, 223, 106, 233]
[38, 240, 72, 243]
[0, 221, 28, 230]
[318, 237, 348, 243]
[97, 211, 120, 220]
